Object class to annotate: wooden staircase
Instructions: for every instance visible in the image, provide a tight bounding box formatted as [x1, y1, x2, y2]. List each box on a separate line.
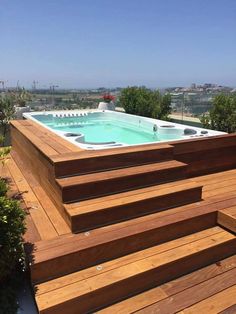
[56, 160, 187, 202]
[49, 144, 203, 232]
[65, 179, 202, 232]
[30, 151, 236, 313]
[9, 121, 236, 313]
[51, 143, 174, 176]
[34, 227, 236, 314]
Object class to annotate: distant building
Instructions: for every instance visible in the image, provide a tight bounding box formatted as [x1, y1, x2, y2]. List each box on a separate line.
[203, 83, 217, 89]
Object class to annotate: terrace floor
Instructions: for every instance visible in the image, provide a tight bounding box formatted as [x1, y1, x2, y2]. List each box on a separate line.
[5, 119, 236, 313]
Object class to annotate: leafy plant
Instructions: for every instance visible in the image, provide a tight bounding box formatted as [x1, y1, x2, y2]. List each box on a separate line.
[0, 194, 26, 314]
[0, 89, 32, 146]
[159, 93, 172, 121]
[14, 88, 32, 107]
[0, 178, 8, 197]
[119, 86, 171, 120]
[0, 94, 15, 144]
[0, 138, 26, 313]
[201, 93, 236, 133]
[0, 196, 26, 280]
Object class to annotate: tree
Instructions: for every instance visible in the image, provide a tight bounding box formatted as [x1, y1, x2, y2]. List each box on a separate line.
[159, 93, 172, 120]
[0, 89, 32, 145]
[200, 93, 236, 133]
[0, 93, 15, 143]
[14, 88, 32, 107]
[119, 86, 171, 120]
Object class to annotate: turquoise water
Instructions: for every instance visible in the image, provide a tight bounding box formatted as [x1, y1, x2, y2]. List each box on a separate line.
[38, 116, 160, 144]
[52, 120, 159, 144]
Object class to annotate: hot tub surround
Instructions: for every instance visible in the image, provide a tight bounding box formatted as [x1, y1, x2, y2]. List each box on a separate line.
[23, 110, 225, 150]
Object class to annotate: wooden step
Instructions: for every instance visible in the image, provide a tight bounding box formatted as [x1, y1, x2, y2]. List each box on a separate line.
[65, 180, 202, 232]
[52, 143, 174, 177]
[218, 206, 236, 233]
[56, 160, 187, 202]
[138, 283, 236, 314]
[177, 285, 236, 314]
[34, 227, 236, 314]
[97, 255, 236, 314]
[34, 192, 236, 253]
[30, 196, 227, 284]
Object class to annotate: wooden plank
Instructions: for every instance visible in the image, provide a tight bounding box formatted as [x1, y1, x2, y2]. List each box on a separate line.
[175, 146, 236, 165]
[99, 288, 167, 314]
[25, 124, 73, 154]
[11, 121, 59, 157]
[59, 160, 186, 186]
[203, 178, 236, 192]
[35, 190, 236, 254]
[36, 227, 222, 295]
[31, 204, 220, 283]
[218, 206, 236, 233]
[11, 150, 70, 235]
[52, 143, 173, 162]
[219, 304, 236, 314]
[38, 200, 210, 251]
[69, 183, 202, 216]
[35, 191, 236, 253]
[179, 285, 236, 314]
[11, 126, 55, 178]
[137, 269, 236, 314]
[219, 206, 236, 216]
[35, 231, 236, 314]
[160, 254, 236, 296]
[170, 133, 236, 155]
[98, 255, 236, 314]
[206, 190, 236, 201]
[66, 182, 202, 232]
[204, 184, 236, 198]
[32, 185, 70, 235]
[57, 160, 187, 202]
[186, 154, 236, 177]
[24, 119, 81, 152]
[51, 143, 173, 177]
[192, 169, 236, 183]
[7, 157, 58, 240]
[169, 134, 236, 177]
[11, 128, 71, 227]
[24, 213, 42, 244]
[67, 179, 198, 211]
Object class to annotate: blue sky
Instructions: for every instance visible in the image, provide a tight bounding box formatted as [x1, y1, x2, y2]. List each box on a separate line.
[1, 0, 236, 88]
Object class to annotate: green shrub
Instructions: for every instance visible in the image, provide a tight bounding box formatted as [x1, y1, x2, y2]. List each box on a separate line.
[0, 193, 26, 313]
[0, 196, 26, 281]
[0, 179, 8, 197]
[119, 86, 171, 120]
[0, 140, 26, 313]
[201, 93, 236, 133]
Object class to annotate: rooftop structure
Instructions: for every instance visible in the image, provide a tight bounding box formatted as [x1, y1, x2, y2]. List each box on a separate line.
[3, 116, 236, 313]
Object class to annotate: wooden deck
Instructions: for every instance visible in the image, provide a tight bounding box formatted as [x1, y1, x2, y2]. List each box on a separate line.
[4, 119, 236, 313]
